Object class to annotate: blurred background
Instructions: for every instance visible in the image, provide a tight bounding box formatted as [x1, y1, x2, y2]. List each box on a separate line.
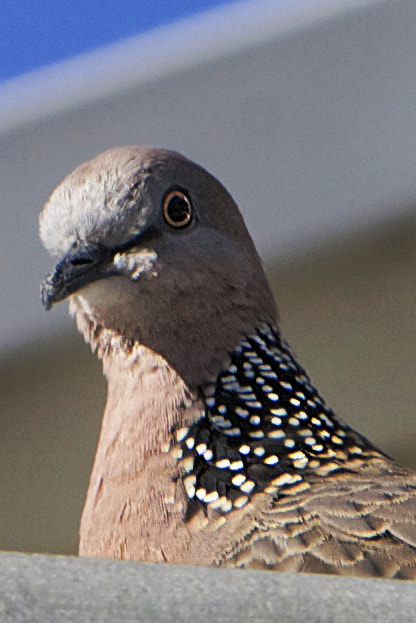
[0, 0, 415, 556]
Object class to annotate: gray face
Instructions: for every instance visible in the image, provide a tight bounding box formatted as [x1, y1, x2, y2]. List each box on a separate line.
[39, 145, 277, 386]
[39, 146, 256, 311]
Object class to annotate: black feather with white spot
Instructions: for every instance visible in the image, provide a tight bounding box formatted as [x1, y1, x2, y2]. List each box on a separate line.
[175, 324, 384, 517]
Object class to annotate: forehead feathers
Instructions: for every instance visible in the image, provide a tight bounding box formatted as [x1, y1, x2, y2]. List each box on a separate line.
[40, 147, 154, 257]
[39, 146, 250, 258]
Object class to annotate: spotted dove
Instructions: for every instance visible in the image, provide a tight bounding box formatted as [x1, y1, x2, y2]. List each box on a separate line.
[39, 146, 416, 578]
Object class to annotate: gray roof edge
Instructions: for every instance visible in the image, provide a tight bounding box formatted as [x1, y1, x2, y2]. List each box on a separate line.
[1, 550, 415, 623]
[0, 0, 390, 134]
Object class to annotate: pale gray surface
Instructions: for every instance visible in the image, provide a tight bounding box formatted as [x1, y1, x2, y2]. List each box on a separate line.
[1, 0, 416, 352]
[0, 551, 415, 623]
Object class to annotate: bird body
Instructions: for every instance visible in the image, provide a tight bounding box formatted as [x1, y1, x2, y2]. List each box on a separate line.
[40, 146, 416, 578]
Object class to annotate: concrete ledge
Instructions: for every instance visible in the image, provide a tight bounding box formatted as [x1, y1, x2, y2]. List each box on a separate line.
[0, 552, 415, 622]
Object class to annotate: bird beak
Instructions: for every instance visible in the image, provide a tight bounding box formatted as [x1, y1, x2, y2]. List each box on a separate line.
[41, 243, 117, 310]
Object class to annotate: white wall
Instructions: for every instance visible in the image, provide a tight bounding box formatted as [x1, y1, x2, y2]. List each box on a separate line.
[1, 0, 416, 353]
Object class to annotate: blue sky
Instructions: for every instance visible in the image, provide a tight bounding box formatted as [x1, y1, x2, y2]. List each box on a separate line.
[1, 0, 241, 83]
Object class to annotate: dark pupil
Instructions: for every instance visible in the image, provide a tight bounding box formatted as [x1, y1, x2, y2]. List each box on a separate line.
[168, 196, 190, 223]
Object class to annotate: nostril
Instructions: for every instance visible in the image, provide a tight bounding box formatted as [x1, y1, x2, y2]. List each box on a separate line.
[70, 256, 94, 266]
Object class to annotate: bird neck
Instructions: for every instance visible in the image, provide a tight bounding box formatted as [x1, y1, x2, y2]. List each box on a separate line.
[78, 340, 201, 560]
[173, 323, 386, 517]
[67, 246, 279, 389]
[76, 311, 385, 559]
[101, 343, 193, 457]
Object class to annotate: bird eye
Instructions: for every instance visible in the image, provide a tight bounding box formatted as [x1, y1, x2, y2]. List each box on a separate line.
[162, 190, 193, 229]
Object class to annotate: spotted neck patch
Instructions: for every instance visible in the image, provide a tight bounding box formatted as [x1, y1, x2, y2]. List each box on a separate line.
[173, 323, 384, 517]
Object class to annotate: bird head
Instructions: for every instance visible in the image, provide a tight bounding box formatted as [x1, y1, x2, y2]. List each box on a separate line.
[39, 146, 276, 386]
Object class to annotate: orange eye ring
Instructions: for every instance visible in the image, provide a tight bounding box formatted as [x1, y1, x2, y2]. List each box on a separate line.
[162, 189, 193, 229]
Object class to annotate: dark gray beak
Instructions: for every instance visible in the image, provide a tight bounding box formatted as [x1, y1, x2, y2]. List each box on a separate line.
[41, 243, 116, 310]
